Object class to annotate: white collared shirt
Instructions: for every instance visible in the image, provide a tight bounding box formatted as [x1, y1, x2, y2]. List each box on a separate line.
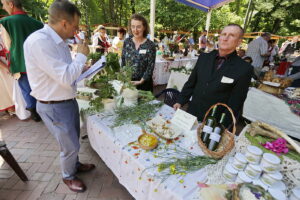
[24, 25, 87, 101]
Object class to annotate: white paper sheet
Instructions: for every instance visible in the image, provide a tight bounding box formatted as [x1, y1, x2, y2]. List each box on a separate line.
[74, 56, 106, 85]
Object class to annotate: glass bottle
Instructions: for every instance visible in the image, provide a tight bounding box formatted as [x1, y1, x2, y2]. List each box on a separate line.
[201, 106, 217, 145]
[208, 112, 226, 151]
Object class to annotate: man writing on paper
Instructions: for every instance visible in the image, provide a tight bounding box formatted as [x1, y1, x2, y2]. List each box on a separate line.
[173, 24, 253, 125]
[24, 0, 94, 193]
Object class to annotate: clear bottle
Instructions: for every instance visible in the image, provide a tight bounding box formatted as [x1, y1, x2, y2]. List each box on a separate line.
[208, 112, 225, 151]
[201, 106, 217, 145]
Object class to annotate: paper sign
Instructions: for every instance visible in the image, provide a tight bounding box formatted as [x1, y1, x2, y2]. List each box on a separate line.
[221, 76, 234, 84]
[74, 56, 106, 85]
[171, 109, 198, 131]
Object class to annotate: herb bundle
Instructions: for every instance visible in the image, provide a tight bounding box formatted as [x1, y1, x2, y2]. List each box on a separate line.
[113, 102, 163, 127]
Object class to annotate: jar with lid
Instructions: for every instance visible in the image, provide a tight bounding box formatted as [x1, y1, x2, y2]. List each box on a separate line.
[245, 145, 263, 164]
[232, 153, 247, 171]
[236, 171, 252, 183]
[245, 164, 262, 178]
[261, 171, 283, 186]
[223, 163, 238, 182]
[260, 153, 281, 173]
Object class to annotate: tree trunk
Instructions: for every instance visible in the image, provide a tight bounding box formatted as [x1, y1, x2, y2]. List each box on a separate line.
[131, 0, 135, 14]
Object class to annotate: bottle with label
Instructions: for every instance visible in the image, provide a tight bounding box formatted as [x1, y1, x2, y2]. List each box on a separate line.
[208, 112, 226, 151]
[201, 106, 217, 145]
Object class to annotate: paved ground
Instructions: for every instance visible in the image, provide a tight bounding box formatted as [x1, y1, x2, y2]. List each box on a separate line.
[0, 114, 134, 200]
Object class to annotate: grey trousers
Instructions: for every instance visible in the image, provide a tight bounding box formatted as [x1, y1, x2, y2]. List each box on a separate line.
[37, 99, 80, 180]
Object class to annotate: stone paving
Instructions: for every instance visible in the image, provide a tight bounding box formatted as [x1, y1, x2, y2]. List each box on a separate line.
[0, 114, 134, 200]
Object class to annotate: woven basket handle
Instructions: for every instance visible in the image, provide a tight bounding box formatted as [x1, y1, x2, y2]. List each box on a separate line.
[202, 103, 236, 135]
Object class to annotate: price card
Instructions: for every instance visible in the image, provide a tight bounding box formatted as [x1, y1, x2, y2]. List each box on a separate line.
[171, 109, 198, 131]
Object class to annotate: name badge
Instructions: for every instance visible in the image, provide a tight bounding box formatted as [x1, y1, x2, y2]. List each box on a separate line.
[139, 49, 147, 54]
[221, 76, 234, 84]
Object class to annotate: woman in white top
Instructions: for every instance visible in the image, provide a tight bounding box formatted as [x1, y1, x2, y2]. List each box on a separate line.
[112, 27, 126, 57]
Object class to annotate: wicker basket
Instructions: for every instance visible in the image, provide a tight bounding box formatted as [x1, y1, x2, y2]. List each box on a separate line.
[197, 103, 236, 159]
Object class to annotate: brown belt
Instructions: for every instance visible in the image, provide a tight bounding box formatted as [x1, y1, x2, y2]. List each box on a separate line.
[38, 99, 74, 104]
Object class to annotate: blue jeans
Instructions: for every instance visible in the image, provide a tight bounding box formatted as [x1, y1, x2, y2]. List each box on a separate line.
[18, 74, 36, 109]
[36, 99, 80, 179]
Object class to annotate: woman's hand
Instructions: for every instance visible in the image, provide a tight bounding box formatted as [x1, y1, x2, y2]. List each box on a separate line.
[131, 79, 145, 86]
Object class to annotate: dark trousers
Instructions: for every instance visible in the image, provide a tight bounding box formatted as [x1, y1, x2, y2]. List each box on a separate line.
[18, 74, 36, 109]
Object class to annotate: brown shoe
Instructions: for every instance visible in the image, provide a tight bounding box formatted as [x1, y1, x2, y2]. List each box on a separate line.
[63, 178, 86, 193]
[77, 163, 95, 173]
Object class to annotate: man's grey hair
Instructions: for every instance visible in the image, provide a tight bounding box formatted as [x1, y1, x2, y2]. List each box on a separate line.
[48, 0, 81, 24]
[4, 0, 22, 9]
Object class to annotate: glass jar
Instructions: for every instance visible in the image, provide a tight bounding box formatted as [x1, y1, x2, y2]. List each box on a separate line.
[260, 153, 281, 173]
[245, 145, 263, 164]
[245, 164, 262, 179]
[252, 179, 268, 190]
[261, 171, 283, 186]
[223, 163, 238, 182]
[232, 153, 247, 171]
[236, 171, 252, 183]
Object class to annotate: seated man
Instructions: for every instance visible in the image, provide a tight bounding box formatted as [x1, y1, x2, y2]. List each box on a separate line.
[173, 24, 253, 126]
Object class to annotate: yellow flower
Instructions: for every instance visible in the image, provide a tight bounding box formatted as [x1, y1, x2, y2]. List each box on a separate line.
[179, 179, 184, 184]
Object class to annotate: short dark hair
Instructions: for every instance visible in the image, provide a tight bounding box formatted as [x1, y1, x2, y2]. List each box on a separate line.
[225, 24, 244, 38]
[48, 0, 81, 24]
[5, 0, 22, 9]
[129, 14, 149, 38]
[262, 32, 271, 38]
[117, 27, 126, 35]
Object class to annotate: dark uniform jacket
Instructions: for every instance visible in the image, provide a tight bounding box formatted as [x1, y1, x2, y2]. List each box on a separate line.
[177, 50, 253, 125]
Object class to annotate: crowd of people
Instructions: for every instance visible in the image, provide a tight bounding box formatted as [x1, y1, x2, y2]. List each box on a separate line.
[0, 0, 299, 193]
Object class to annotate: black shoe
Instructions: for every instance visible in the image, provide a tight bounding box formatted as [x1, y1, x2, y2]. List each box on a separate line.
[27, 108, 41, 122]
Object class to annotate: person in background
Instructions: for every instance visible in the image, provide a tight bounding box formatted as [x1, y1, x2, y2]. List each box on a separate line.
[121, 14, 156, 91]
[0, 0, 43, 121]
[280, 36, 300, 56]
[268, 39, 279, 63]
[243, 56, 253, 64]
[112, 27, 126, 57]
[174, 24, 253, 126]
[24, 0, 94, 193]
[198, 30, 207, 52]
[237, 49, 246, 58]
[246, 32, 271, 77]
[92, 25, 110, 53]
[287, 56, 300, 87]
[0, 34, 14, 117]
[188, 34, 195, 46]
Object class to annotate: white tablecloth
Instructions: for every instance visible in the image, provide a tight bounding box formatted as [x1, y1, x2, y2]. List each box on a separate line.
[153, 57, 197, 85]
[87, 105, 207, 200]
[243, 87, 300, 139]
[167, 71, 190, 91]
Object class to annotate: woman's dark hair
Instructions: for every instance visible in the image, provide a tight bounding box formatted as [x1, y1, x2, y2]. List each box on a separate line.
[128, 14, 149, 38]
[117, 27, 126, 36]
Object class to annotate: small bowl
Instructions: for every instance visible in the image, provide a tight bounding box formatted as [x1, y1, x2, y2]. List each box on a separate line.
[138, 133, 158, 150]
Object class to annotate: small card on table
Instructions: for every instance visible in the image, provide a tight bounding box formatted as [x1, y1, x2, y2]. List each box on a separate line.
[171, 109, 198, 131]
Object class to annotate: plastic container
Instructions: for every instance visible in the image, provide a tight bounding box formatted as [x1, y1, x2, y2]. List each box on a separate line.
[289, 187, 300, 200]
[269, 188, 286, 200]
[261, 171, 283, 186]
[260, 153, 281, 173]
[223, 163, 238, 182]
[252, 179, 268, 190]
[245, 145, 263, 164]
[245, 164, 262, 179]
[232, 153, 247, 171]
[269, 181, 286, 192]
[236, 171, 252, 183]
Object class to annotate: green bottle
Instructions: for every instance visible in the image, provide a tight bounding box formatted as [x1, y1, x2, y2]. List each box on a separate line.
[208, 113, 226, 151]
[201, 106, 217, 145]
